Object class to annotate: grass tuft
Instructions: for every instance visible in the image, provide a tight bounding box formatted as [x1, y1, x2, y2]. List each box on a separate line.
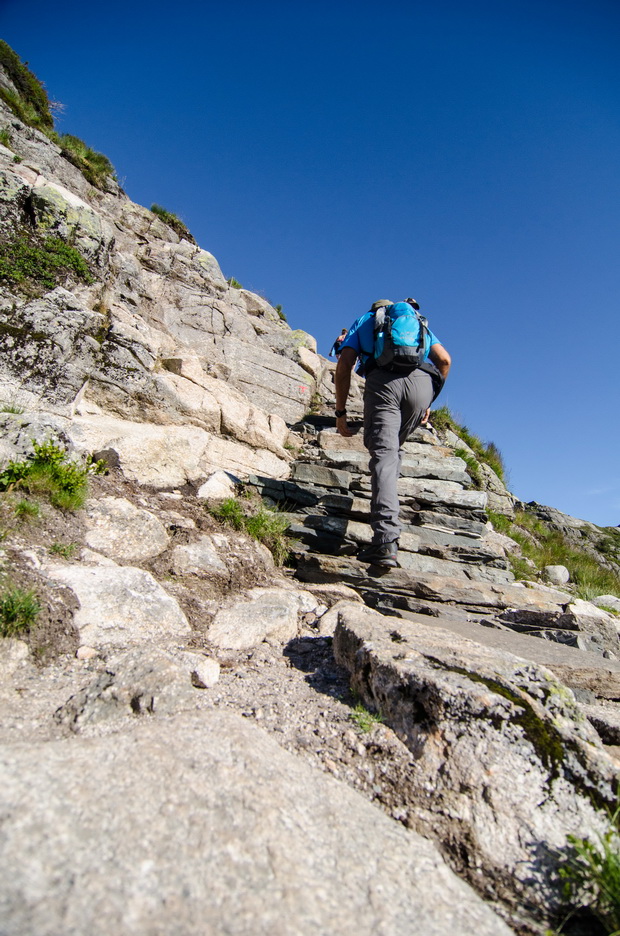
[0, 586, 40, 637]
[454, 447, 482, 487]
[56, 133, 116, 189]
[14, 499, 40, 521]
[559, 808, 620, 934]
[49, 542, 77, 559]
[209, 496, 291, 566]
[349, 702, 384, 733]
[431, 406, 506, 481]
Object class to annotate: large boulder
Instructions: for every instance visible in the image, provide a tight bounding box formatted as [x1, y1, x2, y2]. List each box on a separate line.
[332, 601, 618, 928]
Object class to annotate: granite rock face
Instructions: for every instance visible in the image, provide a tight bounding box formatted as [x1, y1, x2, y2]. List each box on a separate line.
[0, 98, 320, 484]
[0, 710, 513, 936]
[332, 601, 616, 923]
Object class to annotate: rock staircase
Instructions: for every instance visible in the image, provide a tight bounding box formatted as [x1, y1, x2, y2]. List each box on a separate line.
[247, 405, 620, 726]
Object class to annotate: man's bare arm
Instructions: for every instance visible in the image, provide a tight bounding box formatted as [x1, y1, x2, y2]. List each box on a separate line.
[429, 343, 451, 379]
[334, 347, 357, 437]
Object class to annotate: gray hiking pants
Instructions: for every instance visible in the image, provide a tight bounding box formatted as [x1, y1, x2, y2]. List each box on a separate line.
[363, 367, 434, 545]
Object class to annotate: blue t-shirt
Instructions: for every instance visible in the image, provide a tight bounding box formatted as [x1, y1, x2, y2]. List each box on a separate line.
[340, 303, 440, 371]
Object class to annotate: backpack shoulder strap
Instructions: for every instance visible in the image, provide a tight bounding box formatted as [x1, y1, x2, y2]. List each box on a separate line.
[415, 311, 428, 350]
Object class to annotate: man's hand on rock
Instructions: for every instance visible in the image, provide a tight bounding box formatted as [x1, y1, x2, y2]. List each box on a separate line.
[336, 415, 353, 437]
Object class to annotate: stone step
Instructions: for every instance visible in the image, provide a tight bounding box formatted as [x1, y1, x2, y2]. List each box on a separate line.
[398, 478, 482, 502]
[317, 430, 367, 452]
[317, 492, 371, 519]
[401, 439, 452, 456]
[400, 455, 470, 486]
[291, 463, 351, 490]
[320, 449, 470, 486]
[397, 551, 514, 584]
[414, 526, 502, 555]
[414, 511, 487, 537]
[295, 554, 568, 612]
[299, 514, 421, 552]
[249, 475, 333, 507]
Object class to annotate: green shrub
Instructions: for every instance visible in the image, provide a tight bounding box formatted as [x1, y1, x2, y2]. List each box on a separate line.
[210, 496, 291, 566]
[0, 440, 98, 511]
[150, 204, 195, 243]
[559, 809, 620, 934]
[274, 304, 287, 322]
[227, 277, 243, 289]
[0, 586, 40, 637]
[0, 234, 93, 292]
[0, 127, 11, 148]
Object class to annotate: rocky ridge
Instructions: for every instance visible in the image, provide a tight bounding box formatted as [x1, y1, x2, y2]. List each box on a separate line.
[1, 54, 620, 936]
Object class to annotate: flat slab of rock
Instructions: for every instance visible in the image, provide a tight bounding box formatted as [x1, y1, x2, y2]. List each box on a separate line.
[332, 601, 618, 927]
[292, 462, 351, 490]
[399, 612, 620, 701]
[54, 648, 197, 732]
[84, 497, 170, 562]
[0, 711, 512, 936]
[171, 535, 230, 580]
[207, 586, 320, 650]
[46, 565, 191, 649]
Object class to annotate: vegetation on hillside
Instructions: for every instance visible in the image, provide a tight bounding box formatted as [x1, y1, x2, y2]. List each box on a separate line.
[0, 40, 116, 190]
[431, 405, 506, 482]
[150, 204, 196, 244]
[0, 40, 54, 132]
[56, 133, 116, 189]
[488, 508, 620, 600]
[0, 440, 105, 511]
[0, 234, 94, 293]
[209, 495, 291, 566]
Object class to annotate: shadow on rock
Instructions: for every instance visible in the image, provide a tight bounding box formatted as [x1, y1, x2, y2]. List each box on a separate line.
[284, 636, 354, 704]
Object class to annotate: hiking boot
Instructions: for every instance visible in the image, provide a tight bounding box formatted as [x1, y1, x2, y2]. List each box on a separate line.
[357, 540, 399, 568]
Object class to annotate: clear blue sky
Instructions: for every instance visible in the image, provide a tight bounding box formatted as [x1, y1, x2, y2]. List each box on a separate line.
[2, 0, 619, 526]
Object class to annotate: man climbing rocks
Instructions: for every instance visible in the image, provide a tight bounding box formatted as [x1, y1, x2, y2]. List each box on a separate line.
[334, 298, 451, 568]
